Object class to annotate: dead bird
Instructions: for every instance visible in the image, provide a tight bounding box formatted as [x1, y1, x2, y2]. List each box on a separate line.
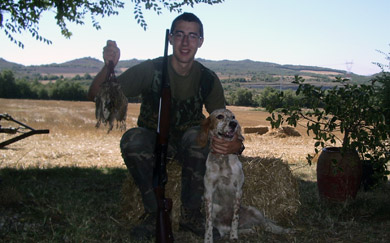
[95, 61, 128, 133]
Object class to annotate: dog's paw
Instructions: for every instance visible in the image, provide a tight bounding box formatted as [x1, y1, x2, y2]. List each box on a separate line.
[229, 235, 238, 240]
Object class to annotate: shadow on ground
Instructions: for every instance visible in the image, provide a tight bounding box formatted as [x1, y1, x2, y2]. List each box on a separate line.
[1, 166, 390, 242]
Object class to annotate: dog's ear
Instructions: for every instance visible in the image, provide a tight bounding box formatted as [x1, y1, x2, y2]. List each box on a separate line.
[197, 116, 211, 147]
[237, 123, 245, 141]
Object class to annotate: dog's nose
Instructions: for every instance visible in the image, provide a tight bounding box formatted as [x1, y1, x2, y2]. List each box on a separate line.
[229, 121, 237, 129]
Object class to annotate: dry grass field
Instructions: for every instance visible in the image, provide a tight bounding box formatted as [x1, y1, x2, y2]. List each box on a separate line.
[1, 98, 390, 242]
[0, 99, 314, 171]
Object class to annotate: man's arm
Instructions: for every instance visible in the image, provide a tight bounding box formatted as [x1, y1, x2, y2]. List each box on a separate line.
[204, 73, 226, 113]
[87, 65, 109, 101]
[87, 40, 120, 101]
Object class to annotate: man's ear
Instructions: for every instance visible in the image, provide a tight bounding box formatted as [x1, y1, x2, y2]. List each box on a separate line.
[198, 37, 204, 48]
[169, 33, 173, 45]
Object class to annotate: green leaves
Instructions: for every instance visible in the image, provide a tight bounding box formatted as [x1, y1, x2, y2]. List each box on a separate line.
[266, 74, 390, 176]
[132, 0, 224, 30]
[2, 0, 124, 47]
[2, 0, 225, 47]
[372, 44, 390, 72]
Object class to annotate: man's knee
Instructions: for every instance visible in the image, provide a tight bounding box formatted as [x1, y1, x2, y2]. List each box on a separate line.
[181, 126, 202, 149]
[120, 127, 155, 153]
[179, 126, 209, 162]
[120, 127, 156, 170]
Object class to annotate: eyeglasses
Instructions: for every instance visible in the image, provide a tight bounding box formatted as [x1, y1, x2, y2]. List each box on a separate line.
[171, 31, 202, 42]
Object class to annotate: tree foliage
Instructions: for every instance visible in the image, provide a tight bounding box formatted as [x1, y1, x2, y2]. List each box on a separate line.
[372, 72, 390, 124]
[0, 70, 87, 100]
[1, 0, 224, 48]
[372, 43, 390, 72]
[266, 75, 390, 187]
[233, 88, 254, 106]
[0, 70, 19, 98]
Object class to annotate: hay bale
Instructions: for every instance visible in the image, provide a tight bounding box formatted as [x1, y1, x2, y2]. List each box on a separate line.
[282, 126, 301, 137]
[268, 126, 301, 138]
[240, 157, 300, 225]
[243, 126, 269, 135]
[121, 157, 299, 229]
[121, 160, 182, 231]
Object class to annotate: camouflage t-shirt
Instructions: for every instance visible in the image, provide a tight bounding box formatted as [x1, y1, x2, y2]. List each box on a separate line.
[117, 56, 225, 137]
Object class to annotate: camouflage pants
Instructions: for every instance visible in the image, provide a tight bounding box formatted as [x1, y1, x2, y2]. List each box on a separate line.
[120, 126, 209, 213]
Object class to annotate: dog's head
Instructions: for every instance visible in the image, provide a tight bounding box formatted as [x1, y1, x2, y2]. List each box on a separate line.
[198, 108, 243, 147]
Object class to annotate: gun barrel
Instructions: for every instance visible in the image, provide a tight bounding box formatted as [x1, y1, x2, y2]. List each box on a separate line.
[153, 29, 174, 243]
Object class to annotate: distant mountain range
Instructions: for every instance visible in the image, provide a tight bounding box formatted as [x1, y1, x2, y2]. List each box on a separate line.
[0, 57, 373, 83]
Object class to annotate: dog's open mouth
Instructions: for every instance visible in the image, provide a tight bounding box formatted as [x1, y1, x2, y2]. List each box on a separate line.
[218, 131, 234, 139]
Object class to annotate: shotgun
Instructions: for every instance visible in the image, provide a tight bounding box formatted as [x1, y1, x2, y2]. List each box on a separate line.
[153, 29, 174, 243]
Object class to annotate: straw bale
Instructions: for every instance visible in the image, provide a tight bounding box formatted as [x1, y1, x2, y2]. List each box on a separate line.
[120, 160, 183, 231]
[240, 156, 300, 225]
[243, 126, 269, 135]
[120, 156, 299, 230]
[268, 126, 301, 138]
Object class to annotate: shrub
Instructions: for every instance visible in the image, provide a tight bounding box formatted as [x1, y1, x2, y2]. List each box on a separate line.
[266, 76, 390, 187]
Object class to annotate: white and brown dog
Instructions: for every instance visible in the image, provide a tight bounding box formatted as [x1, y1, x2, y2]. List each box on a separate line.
[198, 108, 291, 242]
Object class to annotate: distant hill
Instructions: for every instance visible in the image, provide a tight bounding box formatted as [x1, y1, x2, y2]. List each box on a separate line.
[0, 57, 372, 83]
[196, 58, 353, 78]
[0, 57, 104, 76]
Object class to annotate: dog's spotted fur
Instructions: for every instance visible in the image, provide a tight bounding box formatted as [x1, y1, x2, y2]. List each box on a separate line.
[198, 108, 292, 242]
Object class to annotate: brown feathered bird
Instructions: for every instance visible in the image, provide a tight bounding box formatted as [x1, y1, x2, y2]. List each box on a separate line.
[95, 62, 127, 133]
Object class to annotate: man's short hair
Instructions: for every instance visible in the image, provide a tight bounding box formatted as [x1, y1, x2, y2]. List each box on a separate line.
[170, 12, 204, 38]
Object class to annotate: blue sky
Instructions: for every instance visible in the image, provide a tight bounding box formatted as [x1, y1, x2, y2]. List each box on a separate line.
[1, 0, 390, 75]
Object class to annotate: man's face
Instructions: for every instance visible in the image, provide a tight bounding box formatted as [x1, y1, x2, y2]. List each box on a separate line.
[169, 20, 204, 65]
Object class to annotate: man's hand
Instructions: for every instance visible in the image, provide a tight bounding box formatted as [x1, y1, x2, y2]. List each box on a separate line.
[87, 40, 121, 101]
[211, 133, 244, 155]
[103, 40, 120, 66]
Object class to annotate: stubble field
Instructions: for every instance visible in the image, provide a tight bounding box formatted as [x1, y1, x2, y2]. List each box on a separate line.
[0, 99, 313, 170]
[1, 98, 389, 242]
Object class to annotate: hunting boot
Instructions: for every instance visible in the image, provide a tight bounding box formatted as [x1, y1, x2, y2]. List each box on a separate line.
[179, 206, 204, 236]
[129, 212, 156, 240]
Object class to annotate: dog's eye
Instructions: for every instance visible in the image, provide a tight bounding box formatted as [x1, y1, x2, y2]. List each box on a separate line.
[232, 116, 235, 119]
[216, 115, 224, 120]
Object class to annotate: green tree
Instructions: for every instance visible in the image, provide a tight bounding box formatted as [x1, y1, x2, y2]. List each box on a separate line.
[50, 80, 87, 100]
[0, 70, 19, 98]
[259, 87, 282, 109]
[267, 76, 390, 187]
[1, 0, 224, 48]
[83, 73, 92, 80]
[73, 74, 82, 81]
[372, 72, 390, 124]
[234, 88, 254, 107]
[372, 44, 390, 123]
[16, 79, 36, 99]
[31, 80, 50, 99]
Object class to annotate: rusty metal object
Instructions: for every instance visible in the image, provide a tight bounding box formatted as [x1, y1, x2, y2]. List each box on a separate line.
[0, 113, 49, 148]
